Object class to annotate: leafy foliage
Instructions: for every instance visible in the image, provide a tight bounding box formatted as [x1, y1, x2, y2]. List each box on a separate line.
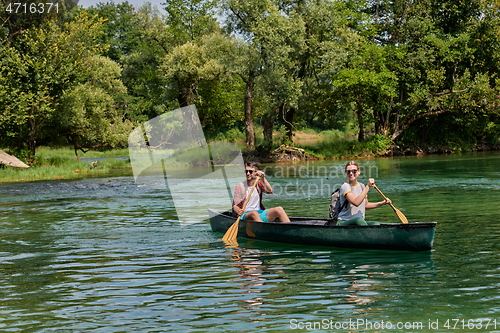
[1, 0, 500, 160]
[0, 11, 132, 159]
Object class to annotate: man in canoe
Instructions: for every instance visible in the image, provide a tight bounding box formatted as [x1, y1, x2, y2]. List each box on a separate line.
[232, 162, 291, 223]
[337, 161, 392, 226]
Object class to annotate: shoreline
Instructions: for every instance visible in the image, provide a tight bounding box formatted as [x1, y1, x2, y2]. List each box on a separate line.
[2, 143, 499, 184]
[0, 147, 132, 184]
[244, 143, 500, 163]
[0, 166, 133, 184]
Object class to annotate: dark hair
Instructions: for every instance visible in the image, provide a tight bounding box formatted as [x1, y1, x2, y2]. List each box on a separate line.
[345, 160, 359, 171]
[246, 161, 259, 169]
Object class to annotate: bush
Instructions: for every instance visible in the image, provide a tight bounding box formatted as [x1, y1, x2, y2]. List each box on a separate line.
[318, 129, 343, 138]
[213, 128, 245, 142]
[296, 133, 392, 159]
[357, 134, 393, 155]
[297, 136, 355, 159]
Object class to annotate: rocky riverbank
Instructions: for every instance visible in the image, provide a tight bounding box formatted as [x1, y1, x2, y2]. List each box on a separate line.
[385, 142, 500, 156]
[243, 145, 319, 163]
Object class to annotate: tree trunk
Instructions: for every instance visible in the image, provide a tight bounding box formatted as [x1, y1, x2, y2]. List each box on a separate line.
[27, 106, 37, 159]
[262, 112, 274, 153]
[284, 107, 295, 142]
[356, 101, 365, 141]
[244, 72, 255, 149]
[176, 79, 194, 107]
[177, 92, 188, 108]
[373, 98, 393, 136]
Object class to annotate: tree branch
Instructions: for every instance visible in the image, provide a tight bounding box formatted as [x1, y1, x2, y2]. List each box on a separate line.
[8, 29, 27, 43]
[434, 88, 470, 96]
[229, 6, 247, 27]
[391, 86, 473, 140]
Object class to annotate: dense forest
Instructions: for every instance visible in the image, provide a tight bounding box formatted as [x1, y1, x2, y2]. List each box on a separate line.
[1, 0, 499, 161]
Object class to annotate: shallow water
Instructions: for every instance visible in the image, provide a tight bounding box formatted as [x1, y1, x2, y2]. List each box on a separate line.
[1, 152, 500, 332]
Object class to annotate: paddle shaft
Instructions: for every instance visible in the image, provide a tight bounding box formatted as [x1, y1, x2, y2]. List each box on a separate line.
[372, 184, 408, 224]
[238, 176, 261, 214]
[222, 176, 261, 243]
[372, 184, 397, 211]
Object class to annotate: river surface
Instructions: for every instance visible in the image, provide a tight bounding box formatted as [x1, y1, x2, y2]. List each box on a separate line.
[1, 152, 500, 332]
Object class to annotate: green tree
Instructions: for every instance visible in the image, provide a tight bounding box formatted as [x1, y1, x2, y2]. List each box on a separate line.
[223, 0, 266, 149]
[163, 0, 219, 44]
[278, 0, 367, 142]
[56, 55, 134, 157]
[86, 1, 142, 62]
[0, 0, 78, 42]
[225, 0, 304, 151]
[228, 41, 261, 149]
[0, 12, 133, 158]
[160, 32, 241, 125]
[368, 0, 500, 143]
[91, 2, 170, 120]
[0, 13, 107, 156]
[330, 42, 398, 141]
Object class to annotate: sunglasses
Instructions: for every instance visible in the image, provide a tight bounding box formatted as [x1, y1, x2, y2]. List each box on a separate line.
[345, 169, 358, 174]
[245, 170, 254, 174]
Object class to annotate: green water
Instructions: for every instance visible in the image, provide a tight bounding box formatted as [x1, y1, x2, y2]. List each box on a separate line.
[1, 153, 500, 332]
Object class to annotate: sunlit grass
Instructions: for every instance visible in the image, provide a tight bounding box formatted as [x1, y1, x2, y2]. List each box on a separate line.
[0, 132, 393, 183]
[296, 134, 392, 159]
[34, 147, 130, 160]
[0, 147, 131, 183]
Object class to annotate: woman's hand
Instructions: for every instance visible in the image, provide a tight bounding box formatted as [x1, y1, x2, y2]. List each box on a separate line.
[367, 178, 375, 187]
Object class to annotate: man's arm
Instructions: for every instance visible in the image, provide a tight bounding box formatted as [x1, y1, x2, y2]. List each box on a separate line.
[255, 170, 272, 193]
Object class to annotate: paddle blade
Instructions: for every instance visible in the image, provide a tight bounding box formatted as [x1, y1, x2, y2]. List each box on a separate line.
[223, 237, 239, 248]
[221, 176, 260, 245]
[373, 184, 409, 224]
[222, 218, 240, 244]
[394, 207, 408, 224]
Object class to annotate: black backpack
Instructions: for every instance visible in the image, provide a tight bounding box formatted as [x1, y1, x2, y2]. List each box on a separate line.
[326, 188, 349, 225]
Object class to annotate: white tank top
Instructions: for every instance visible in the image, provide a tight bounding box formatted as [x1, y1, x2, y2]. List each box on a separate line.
[244, 185, 261, 211]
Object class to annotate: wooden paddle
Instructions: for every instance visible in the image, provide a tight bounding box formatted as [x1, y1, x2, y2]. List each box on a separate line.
[372, 184, 408, 224]
[222, 176, 261, 244]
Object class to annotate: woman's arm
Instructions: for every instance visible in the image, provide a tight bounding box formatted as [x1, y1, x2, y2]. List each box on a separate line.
[366, 198, 392, 210]
[345, 178, 374, 207]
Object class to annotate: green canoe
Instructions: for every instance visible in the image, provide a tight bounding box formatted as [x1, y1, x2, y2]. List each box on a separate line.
[208, 209, 436, 251]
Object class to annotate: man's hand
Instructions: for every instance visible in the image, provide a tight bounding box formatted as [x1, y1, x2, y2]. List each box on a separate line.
[233, 205, 244, 216]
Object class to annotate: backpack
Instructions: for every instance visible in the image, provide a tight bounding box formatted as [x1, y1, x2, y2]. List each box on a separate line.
[326, 188, 349, 225]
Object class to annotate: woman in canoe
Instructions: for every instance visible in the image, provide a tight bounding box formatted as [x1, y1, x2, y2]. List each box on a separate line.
[337, 161, 392, 226]
[232, 162, 290, 223]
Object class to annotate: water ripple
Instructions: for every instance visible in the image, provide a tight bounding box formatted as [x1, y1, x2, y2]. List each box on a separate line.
[1, 155, 500, 331]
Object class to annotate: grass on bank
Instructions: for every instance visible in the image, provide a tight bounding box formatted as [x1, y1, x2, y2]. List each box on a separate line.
[0, 147, 131, 183]
[0, 128, 392, 183]
[296, 133, 393, 159]
[212, 124, 392, 159]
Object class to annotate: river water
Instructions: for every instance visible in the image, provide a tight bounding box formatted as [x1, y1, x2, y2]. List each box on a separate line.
[1, 152, 500, 332]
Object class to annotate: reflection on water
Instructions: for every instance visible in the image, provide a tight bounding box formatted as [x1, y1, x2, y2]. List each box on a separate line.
[0, 152, 500, 331]
[222, 239, 436, 330]
[228, 246, 269, 312]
